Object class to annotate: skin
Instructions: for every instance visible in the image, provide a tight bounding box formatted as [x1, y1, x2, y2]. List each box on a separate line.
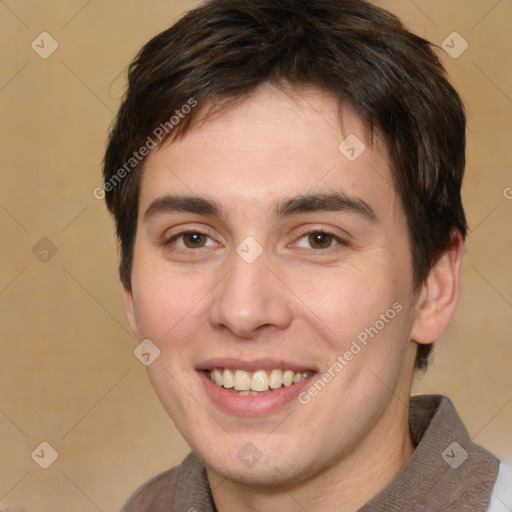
[124, 85, 463, 511]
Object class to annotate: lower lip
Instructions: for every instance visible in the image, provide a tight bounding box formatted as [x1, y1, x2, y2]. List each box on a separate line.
[198, 371, 315, 416]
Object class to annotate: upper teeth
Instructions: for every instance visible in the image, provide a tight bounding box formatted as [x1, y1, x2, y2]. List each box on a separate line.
[209, 368, 310, 392]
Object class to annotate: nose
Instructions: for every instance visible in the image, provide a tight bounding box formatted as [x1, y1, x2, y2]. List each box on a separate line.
[208, 250, 293, 339]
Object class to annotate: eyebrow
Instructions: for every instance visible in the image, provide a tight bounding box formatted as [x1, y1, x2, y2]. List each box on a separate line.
[144, 195, 224, 222]
[143, 192, 377, 223]
[275, 192, 377, 222]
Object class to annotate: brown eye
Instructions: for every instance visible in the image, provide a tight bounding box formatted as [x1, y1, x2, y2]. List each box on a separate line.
[182, 232, 207, 248]
[295, 230, 345, 250]
[307, 232, 334, 249]
[167, 231, 215, 249]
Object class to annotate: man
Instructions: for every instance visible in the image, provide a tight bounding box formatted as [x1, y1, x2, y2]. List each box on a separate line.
[102, 0, 512, 510]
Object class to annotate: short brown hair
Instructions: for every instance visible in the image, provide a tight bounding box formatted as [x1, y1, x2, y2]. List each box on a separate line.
[103, 0, 468, 370]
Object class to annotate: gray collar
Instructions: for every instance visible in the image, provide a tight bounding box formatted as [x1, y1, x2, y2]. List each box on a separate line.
[361, 394, 499, 511]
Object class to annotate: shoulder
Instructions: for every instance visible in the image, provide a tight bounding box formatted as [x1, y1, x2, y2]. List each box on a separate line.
[120, 452, 196, 512]
[487, 462, 512, 512]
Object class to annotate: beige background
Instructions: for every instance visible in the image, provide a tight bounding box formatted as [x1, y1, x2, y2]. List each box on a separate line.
[0, 0, 511, 510]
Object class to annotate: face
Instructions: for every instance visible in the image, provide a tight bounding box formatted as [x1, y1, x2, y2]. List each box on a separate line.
[124, 86, 421, 487]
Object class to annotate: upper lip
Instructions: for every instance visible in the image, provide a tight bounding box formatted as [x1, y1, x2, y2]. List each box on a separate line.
[196, 357, 317, 373]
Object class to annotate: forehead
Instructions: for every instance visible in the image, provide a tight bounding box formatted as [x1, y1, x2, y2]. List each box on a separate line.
[139, 85, 398, 221]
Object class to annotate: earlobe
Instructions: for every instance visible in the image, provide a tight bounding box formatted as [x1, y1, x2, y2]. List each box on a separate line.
[123, 283, 139, 338]
[410, 231, 464, 345]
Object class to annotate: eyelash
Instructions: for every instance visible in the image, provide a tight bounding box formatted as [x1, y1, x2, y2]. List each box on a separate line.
[164, 228, 347, 252]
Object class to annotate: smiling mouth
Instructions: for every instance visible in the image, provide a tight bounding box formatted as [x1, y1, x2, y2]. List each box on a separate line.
[206, 368, 313, 395]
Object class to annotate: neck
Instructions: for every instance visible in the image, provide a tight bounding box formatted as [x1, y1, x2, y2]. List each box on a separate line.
[208, 398, 415, 512]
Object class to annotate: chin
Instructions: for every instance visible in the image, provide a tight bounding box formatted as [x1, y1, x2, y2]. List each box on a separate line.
[193, 438, 327, 489]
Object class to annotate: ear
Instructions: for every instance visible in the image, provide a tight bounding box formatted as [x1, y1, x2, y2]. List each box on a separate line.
[410, 231, 464, 345]
[122, 282, 140, 338]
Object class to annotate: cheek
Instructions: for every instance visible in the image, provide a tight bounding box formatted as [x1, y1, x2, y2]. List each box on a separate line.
[293, 265, 392, 337]
[130, 258, 209, 343]
[292, 262, 412, 379]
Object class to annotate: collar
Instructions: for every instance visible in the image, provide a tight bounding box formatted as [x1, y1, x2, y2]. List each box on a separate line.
[361, 394, 499, 511]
